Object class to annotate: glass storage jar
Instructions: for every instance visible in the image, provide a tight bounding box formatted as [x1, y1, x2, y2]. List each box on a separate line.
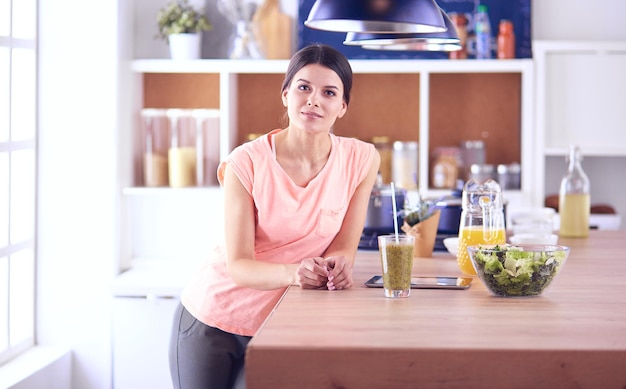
[392, 141, 418, 190]
[193, 109, 221, 187]
[167, 109, 196, 188]
[141, 109, 169, 187]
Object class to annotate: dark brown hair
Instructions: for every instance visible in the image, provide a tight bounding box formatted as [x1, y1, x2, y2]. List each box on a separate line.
[281, 44, 353, 105]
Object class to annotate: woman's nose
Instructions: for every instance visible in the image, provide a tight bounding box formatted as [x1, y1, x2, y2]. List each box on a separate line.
[307, 92, 321, 107]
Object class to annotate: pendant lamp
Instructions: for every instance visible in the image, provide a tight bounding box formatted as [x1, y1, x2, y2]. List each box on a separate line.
[304, 0, 447, 34]
[343, 7, 461, 51]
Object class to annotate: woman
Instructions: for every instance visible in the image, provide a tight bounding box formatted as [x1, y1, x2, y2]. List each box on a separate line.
[169, 43, 380, 389]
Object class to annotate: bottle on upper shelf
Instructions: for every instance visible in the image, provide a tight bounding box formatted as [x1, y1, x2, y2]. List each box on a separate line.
[474, 4, 492, 59]
[497, 19, 515, 59]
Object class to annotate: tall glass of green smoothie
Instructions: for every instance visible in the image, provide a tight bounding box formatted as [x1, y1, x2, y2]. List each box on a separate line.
[377, 234, 415, 298]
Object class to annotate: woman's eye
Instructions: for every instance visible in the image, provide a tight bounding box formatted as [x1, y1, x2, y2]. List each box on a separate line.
[297, 84, 310, 91]
[324, 90, 336, 97]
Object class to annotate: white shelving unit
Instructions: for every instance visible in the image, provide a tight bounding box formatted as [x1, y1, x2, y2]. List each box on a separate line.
[128, 58, 535, 205]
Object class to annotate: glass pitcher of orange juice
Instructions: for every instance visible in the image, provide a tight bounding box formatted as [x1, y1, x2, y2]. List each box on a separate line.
[457, 179, 507, 276]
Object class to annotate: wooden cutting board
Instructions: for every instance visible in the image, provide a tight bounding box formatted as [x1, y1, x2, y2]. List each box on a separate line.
[253, 0, 292, 59]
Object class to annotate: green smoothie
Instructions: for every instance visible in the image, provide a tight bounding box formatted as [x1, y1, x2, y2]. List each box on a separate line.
[381, 243, 414, 291]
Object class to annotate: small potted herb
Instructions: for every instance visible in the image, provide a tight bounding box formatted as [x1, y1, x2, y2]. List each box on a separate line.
[401, 193, 441, 258]
[156, 0, 213, 59]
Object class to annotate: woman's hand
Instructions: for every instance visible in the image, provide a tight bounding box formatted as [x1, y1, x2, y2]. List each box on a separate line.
[324, 256, 353, 290]
[296, 257, 330, 289]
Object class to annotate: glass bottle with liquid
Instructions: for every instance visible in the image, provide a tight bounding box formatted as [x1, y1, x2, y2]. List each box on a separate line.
[474, 4, 492, 59]
[497, 19, 515, 59]
[558, 145, 590, 238]
[457, 179, 507, 276]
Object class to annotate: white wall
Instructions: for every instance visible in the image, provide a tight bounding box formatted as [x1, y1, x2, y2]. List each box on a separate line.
[37, 0, 120, 388]
[532, 0, 626, 40]
[32, 1, 626, 388]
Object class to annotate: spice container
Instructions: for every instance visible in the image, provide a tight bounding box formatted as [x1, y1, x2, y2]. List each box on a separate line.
[459, 140, 485, 181]
[193, 109, 220, 187]
[392, 141, 418, 190]
[469, 164, 495, 184]
[497, 162, 521, 190]
[141, 109, 169, 187]
[372, 136, 392, 184]
[167, 109, 197, 187]
[432, 147, 460, 189]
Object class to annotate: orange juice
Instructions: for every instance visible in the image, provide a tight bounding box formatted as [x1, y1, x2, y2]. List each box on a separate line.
[457, 226, 506, 276]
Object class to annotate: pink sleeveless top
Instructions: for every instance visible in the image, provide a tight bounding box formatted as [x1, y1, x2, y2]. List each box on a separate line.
[181, 129, 376, 336]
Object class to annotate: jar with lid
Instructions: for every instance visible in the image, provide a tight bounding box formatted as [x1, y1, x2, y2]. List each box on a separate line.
[372, 136, 392, 184]
[497, 162, 521, 190]
[457, 179, 506, 276]
[469, 163, 495, 184]
[141, 108, 169, 187]
[392, 141, 418, 190]
[193, 109, 220, 187]
[459, 140, 485, 181]
[432, 147, 460, 189]
[167, 109, 197, 187]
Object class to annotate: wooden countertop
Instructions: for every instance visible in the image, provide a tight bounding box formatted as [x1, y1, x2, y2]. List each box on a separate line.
[246, 230, 626, 388]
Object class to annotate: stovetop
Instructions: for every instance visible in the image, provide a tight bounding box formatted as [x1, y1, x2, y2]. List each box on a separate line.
[358, 229, 456, 252]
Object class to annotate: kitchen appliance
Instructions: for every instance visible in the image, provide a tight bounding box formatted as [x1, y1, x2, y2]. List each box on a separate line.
[364, 180, 406, 233]
[360, 184, 462, 252]
[360, 180, 406, 251]
[433, 190, 463, 235]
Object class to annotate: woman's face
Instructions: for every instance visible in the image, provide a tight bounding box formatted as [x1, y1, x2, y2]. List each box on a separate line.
[282, 63, 347, 134]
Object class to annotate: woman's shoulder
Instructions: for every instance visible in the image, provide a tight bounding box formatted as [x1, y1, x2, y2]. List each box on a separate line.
[332, 134, 376, 159]
[332, 134, 375, 151]
[217, 130, 278, 185]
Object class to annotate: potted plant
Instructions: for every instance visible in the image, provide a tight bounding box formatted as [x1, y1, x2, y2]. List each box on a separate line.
[401, 193, 441, 258]
[156, 0, 212, 60]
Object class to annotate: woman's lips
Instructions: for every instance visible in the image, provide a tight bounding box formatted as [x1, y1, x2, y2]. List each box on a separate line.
[301, 111, 322, 119]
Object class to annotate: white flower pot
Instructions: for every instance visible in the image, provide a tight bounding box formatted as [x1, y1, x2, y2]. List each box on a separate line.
[168, 33, 201, 60]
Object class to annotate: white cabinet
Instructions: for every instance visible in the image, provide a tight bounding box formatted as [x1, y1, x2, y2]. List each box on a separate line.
[112, 296, 178, 389]
[534, 40, 626, 226]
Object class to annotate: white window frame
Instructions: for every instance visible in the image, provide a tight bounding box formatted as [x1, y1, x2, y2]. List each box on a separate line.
[0, 0, 37, 365]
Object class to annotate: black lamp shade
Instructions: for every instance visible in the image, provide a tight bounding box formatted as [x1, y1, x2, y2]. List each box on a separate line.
[343, 8, 461, 51]
[305, 0, 447, 33]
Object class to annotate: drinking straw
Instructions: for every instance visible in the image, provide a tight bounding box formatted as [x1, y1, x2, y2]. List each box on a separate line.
[390, 182, 399, 243]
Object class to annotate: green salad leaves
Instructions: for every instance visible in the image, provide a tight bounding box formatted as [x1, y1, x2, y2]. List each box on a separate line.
[472, 244, 567, 296]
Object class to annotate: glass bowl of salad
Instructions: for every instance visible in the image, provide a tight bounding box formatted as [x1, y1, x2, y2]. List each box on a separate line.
[467, 244, 570, 297]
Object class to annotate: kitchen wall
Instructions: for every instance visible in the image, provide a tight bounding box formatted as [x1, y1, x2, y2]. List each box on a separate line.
[31, 1, 626, 388]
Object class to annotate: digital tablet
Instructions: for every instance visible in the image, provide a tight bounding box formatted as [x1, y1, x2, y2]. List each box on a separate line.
[364, 275, 472, 290]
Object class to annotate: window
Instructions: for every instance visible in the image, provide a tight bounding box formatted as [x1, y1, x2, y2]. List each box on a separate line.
[0, 0, 37, 364]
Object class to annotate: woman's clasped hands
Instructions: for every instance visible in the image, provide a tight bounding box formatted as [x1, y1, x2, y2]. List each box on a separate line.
[296, 256, 353, 291]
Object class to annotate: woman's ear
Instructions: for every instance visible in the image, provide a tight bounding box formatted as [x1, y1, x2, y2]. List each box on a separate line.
[337, 101, 348, 118]
[281, 89, 288, 107]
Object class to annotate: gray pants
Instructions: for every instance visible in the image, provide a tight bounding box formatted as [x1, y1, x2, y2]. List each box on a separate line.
[169, 301, 251, 389]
